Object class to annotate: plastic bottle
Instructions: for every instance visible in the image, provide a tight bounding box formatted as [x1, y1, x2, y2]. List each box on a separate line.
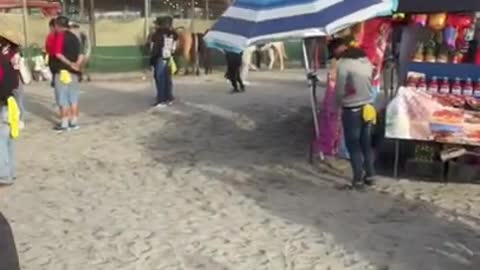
[463, 78, 473, 96]
[474, 79, 480, 98]
[428, 77, 439, 94]
[407, 75, 417, 89]
[451, 78, 462, 95]
[417, 77, 427, 92]
[439, 77, 450, 95]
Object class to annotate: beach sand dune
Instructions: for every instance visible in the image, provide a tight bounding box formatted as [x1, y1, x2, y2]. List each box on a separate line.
[1, 70, 479, 270]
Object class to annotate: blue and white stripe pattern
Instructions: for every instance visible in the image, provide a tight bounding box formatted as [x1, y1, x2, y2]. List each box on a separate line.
[204, 0, 396, 53]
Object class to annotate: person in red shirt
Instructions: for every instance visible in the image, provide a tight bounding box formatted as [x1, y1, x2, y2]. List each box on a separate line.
[50, 16, 83, 132]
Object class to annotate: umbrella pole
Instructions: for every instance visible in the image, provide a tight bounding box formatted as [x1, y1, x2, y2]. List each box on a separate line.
[304, 40, 323, 162]
[303, 40, 320, 137]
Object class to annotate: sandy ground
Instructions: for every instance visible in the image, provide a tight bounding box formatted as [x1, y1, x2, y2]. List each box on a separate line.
[1, 70, 479, 270]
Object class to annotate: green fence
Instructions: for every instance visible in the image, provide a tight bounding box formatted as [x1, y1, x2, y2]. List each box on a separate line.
[87, 40, 303, 73]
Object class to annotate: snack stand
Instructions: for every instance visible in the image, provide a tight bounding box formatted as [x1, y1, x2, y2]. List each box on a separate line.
[386, 1, 480, 181]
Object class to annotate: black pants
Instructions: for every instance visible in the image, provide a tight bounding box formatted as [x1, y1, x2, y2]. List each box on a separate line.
[0, 213, 20, 270]
[225, 52, 244, 91]
[342, 106, 375, 184]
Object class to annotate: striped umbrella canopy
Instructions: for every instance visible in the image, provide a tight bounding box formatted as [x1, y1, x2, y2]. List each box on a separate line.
[204, 0, 397, 52]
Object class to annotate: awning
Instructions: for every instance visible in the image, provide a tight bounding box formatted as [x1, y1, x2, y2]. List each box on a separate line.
[0, 0, 61, 16]
[396, 0, 480, 13]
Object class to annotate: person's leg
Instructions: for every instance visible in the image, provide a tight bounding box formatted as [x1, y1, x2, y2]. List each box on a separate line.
[226, 56, 239, 92]
[12, 83, 25, 123]
[69, 75, 80, 128]
[164, 62, 173, 103]
[55, 76, 70, 130]
[342, 108, 364, 187]
[154, 58, 167, 104]
[0, 119, 14, 184]
[360, 121, 376, 183]
[7, 134, 14, 180]
[235, 64, 245, 91]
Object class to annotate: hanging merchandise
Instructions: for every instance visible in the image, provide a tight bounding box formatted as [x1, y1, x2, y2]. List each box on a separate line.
[428, 13, 448, 30]
[443, 26, 457, 48]
[412, 14, 428, 27]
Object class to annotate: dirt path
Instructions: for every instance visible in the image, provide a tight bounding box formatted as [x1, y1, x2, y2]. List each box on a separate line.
[1, 71, 479, 270]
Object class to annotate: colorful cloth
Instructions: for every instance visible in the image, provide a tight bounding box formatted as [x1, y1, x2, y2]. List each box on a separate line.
[315, 74, 341, 156]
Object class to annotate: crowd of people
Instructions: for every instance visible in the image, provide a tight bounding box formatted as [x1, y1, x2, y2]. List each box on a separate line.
[0, 15, 378, 190]
[0, 15, 88, 185]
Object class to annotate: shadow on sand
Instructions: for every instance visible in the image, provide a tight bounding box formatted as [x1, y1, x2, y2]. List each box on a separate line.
[144, 94, 480, 270]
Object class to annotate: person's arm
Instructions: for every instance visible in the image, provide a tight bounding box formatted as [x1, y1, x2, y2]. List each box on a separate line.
[335, 61, 348, 107]
[53, 33, 80, 71]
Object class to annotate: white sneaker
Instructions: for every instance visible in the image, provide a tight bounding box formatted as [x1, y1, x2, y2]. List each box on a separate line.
[19, 121, 25, 130]
[243, 81, 252, 86]
[155, 103, 168, 108]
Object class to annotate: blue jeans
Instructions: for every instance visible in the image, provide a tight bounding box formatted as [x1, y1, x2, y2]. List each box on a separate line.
[342, 106, 375, 184]
[54, 73, 80, 107]
[13, 83, 25, 121]
[0, 107, 15, 184]
[154, 58, 173, 104]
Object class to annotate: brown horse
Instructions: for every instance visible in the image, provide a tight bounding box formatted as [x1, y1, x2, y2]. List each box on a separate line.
[175, 27, 212, 76]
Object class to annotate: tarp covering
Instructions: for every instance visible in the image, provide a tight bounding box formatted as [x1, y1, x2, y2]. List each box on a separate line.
[0, 0, 61, 16]
[396, 0, 480, 13]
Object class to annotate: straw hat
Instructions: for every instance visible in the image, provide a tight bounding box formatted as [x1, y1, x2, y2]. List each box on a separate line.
[0, 30, 22, 46]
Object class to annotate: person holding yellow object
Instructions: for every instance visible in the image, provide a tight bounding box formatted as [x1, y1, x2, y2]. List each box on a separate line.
[50, 16, 84, 132]
[0, 48, 18, 185]
[150, 16, 178, 107]
[329, 37, 377, 190]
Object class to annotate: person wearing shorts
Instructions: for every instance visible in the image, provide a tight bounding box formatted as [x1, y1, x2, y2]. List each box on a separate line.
[50, 16, 83, 131]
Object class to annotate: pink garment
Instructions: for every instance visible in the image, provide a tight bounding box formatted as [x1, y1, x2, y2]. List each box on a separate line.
[313, 74, 341, 156]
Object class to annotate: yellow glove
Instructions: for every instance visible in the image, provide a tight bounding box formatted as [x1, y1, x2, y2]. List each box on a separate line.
[362, 104, 377, 125]
[7, 97, 20, 139]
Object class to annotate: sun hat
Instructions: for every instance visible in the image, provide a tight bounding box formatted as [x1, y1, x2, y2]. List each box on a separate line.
[0, 30, 22, 46]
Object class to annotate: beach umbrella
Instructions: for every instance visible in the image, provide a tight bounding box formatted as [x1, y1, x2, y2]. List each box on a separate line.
[204, 0, 396, 52]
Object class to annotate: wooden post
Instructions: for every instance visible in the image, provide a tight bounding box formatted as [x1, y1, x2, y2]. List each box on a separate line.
[21, 0, 29, 48]
[79, 0, 85, 19]
[190, 0, 195, 31]
[89, 0, 96, 47]
[144, 0, 150, 41]
[205, 0, 209, 20]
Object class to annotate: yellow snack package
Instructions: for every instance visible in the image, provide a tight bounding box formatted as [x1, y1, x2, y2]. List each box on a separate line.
[7, 97, 20, 139]
[169, 58, 177, 75]
[59, 69, 72, 84]
[362, 104, 377, 125]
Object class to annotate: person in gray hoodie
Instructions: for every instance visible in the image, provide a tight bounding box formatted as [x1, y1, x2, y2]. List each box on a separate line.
[329, 37, 376, 190]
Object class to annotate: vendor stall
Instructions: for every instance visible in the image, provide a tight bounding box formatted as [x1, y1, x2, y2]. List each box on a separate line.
[386, 5, 480, 181]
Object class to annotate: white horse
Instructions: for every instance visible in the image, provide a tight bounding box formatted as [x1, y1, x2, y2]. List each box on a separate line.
[259, 42, 288, 71]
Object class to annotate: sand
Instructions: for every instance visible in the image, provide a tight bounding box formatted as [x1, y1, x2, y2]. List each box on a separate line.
[0, 70, 479, 270]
